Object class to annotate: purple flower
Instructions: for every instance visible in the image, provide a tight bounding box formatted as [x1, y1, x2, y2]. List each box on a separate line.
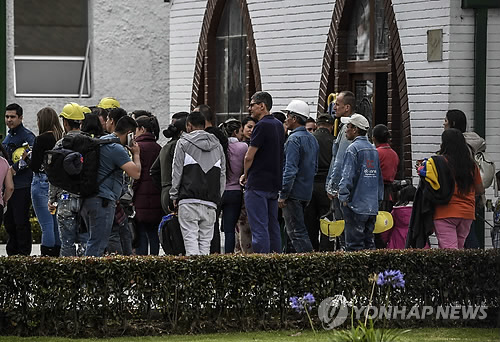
[290, 296, 304, 313]
[377, 270, 405, 288]
[289, 293, 315, 313]
[303, 293, 315, 304]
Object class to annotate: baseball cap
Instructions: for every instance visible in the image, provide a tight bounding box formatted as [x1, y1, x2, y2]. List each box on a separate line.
[341, 113, 369, 131]
[316, 114, 335, 125]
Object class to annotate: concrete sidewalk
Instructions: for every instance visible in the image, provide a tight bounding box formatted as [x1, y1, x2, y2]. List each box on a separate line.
[0, 244, 40, 256]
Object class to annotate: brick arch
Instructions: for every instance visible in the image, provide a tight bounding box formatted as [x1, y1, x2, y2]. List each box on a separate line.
[317, 0, 413, 177]
[190, 0, 261, 114]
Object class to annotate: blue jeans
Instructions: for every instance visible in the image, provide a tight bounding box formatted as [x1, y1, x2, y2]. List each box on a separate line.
[31, 173, 60, 247]
[57, 193, 88, 257]
[221, 190, 243, 253]
[244, 190, 281, 253]
[135, 221, 160, 255]
[283, 198, 313, 253]
[341, 206, 376, 251]
[80, 196, 116, 256]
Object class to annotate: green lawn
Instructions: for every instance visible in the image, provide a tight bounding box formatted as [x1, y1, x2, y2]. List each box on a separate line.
[0, 328, 498, 342]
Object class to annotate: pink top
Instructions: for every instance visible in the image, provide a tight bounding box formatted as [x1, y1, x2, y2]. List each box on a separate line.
[383, 205, 412, 249]
[225, 137, 248, 191]
[0, 157, 10, 207]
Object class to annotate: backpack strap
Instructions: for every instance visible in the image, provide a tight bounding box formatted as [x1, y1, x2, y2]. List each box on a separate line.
[95, 137, 124, 187]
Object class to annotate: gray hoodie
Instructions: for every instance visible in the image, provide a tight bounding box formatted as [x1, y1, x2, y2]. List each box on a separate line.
[170, 130, 226, 208]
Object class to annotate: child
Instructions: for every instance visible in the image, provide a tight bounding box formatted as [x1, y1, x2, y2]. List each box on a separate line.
[385, 185, 416, 249]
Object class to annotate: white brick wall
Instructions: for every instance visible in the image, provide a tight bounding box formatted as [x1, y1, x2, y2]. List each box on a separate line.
[169, 0, 335, 118]
[169, 0, 206, 115]
[247, 0, 335, 117]
[394, 0, 500, 247]
[6, 0, 170, 135]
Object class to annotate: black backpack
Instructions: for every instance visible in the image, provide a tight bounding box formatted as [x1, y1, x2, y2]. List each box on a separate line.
[158, 214, 185, 256]
[44, 134, 120, 198]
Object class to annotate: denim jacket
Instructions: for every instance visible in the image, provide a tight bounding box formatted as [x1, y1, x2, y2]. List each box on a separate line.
[325, 123, 352, 195]
[338, 136, 383, 215]
[2, 123, 36, 189]
[280, 126, 319, 201]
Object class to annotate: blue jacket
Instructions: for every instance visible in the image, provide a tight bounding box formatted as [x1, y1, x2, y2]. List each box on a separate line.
[325, 123, 352, 195]
[2, 123, 36, 189]
[338, 136, 383, 215]
[280, 126, 319, 201]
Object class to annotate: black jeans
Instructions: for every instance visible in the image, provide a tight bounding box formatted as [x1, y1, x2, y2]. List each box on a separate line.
[304, 182, 336, 251]
[5, 187, 32, 256]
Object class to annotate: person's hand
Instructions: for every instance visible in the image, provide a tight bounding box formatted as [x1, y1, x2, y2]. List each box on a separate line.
[48, 201, 57, 214]
[327, 191, 338, 200]
[239, 174, 247, 187]
[278, 198, 287, 209]
[128, 140, 140, 155]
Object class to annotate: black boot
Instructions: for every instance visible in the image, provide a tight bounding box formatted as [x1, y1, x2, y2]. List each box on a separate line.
[40, 245, 60, 257]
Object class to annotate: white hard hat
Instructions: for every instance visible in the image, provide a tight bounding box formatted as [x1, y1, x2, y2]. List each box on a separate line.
[285, 100, 310, 118]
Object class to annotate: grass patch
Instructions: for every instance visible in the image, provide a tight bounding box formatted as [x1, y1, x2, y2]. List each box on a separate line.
[0, 328, 498, 342]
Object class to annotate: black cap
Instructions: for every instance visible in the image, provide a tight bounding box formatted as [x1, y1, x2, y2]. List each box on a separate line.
[316, 114, 335, 125]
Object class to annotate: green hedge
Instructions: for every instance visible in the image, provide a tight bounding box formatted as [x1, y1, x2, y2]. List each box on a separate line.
[0, 249, 498, 337]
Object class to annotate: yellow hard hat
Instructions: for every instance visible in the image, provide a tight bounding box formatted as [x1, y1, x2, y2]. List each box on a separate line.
[60, 103, 85, 121]
[12, 146, 29, 164]
[373, 211, 394, 234]
[97, 97, 120, 109]
[81, 105, 91, 114]
[320, 218, 345, 237]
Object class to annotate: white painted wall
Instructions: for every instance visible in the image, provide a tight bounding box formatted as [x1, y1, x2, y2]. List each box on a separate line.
[169, 0, 335, 118]
[6, 0, 170, 136]
[247, 0, 335, 117]
[394, 0, 500, 247]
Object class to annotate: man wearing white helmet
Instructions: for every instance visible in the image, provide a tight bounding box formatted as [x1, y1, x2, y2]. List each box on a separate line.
[338, 114, 383, 251]
[278, 100, 319, 253]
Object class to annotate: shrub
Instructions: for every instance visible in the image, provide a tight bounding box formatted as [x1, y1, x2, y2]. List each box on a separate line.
[0, 249, 497, 337]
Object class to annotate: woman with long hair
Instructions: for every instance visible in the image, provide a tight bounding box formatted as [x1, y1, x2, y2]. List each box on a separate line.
[241, 116, 257, 145]
[29, 107, 64, 256]
[433, 128, 484, 249]
[132, 115, 162, 255]
[220, 118, 248, 253]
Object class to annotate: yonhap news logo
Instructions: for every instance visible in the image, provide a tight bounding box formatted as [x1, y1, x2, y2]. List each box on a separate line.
[318, 295, 487, 330]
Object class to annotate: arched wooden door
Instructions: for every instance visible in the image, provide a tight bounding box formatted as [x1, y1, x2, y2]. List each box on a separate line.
[191, 0, 261, 125]
[318, 0, 412, 178]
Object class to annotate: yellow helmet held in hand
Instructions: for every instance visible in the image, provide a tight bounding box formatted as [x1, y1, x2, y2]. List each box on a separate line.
[320, 218, 345, 237]
[60, 103, 85, 121]
[373, 211, 394, 234]
[12, 145, 29, 164]
[97, 97, 120, 109]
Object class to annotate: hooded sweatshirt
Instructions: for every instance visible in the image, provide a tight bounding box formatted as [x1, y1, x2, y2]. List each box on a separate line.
[170, 130, 226, 208]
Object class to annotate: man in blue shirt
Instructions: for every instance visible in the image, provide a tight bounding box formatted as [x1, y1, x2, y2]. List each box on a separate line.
[278, 100, 319, 253]
[240, 92, 285, 253]
[2, 103, 35, 255]
[337, 114, 384, 251]
[80, 116, 142, 256]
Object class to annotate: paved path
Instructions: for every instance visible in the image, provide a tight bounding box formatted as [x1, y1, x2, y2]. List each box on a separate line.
[0, 244, 40, 256]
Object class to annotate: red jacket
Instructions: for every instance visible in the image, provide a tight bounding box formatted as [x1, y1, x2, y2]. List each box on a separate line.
[132, 132, 162, 223]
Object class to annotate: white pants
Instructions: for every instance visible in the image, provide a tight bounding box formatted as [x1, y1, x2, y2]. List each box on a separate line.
[178, 203, 216, 255]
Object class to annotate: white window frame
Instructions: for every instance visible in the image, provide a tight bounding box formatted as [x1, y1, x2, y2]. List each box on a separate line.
[14, 40, 91, 98]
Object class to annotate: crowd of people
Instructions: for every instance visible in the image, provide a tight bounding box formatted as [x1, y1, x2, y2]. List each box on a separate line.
[0, 90, 491, 257]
